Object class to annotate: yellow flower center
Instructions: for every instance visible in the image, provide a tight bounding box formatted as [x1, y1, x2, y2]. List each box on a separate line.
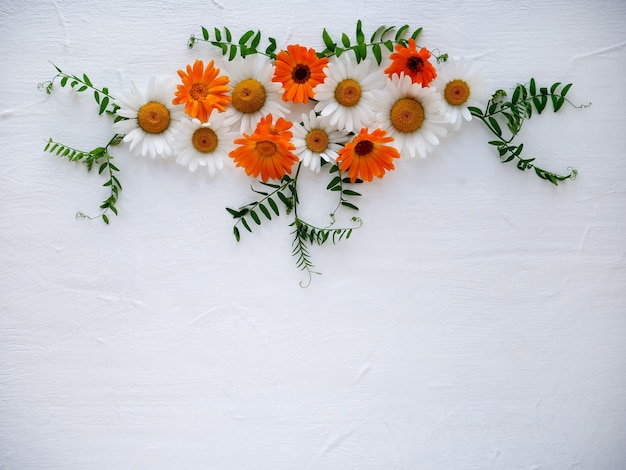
[192, 127, 218, 153]
[390, 98, 424, 133]
[293, 65, 311, 84]
[137, 102, 170, 134]
[444, 79, 470, 106]
[232, 79, 266, 114]
[256, 140, 277, 158]
[335, 79, 362, 107]
[305, 129, 329, 153]
[190, 82, 210, 100]
[354, 140, 374, 156]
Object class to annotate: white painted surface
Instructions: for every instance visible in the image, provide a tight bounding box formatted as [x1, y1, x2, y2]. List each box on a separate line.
[1, 0, 625, 468]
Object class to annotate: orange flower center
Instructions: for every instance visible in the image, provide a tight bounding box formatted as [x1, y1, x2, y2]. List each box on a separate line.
[255, 140, 277, 157]
[190, 82, 210, 100]
[354, 140, 374, 156]
[192, 127, 218, 153]
[390, 98, 424, 133]
[232, 79, 266, 114]
[137, 102, 170, 134]
[305, 129, 329, 153]
[444, 79, 470, 106]
[334, 79, 362, 107]
[407, 56, 424, 72]
[292, 65, 311, 84]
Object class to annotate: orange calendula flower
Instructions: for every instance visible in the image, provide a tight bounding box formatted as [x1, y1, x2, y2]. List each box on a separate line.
[337, 128, 400, 183]
[272, 44, 328, 103]
[384, 39, 437, 87]
[230, 114, 299, 182]
[173, 59, 231, 122]
[254, 113, 293, 140]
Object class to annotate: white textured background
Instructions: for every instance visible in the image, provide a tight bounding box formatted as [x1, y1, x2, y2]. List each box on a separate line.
[1, 0, 625, 468]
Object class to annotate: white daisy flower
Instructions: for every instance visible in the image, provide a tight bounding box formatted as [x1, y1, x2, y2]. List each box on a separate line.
[375, 74, 448, 159]
[432, 57, 490, 130]
[313, 54, 386, 133]
[113, 75, 183, 159]
[172, 113, 238, 175]
[292, 110, 350, 172]
[222, 55, 288, 134]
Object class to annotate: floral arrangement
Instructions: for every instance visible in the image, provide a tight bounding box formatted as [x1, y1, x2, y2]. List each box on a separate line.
[39, 21, 588, 286]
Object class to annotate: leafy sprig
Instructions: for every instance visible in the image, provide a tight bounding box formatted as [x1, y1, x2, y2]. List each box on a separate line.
[188, 26, 277, 60]
[326, 164, 363, 214]
[226, 163, 363, 286]
[43, 135, 123, 224]
[469, 79, 589, 185]
[38, 63, 124, 121]
[319, 21, 447, 65]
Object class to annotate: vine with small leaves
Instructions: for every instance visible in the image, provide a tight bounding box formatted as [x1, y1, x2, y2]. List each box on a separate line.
[189, 21, 447, 66]
[319, 21, 447, 65]
[188, 26, 277, 60]
[469, 78, 590, 185]
[226, 163, 362, 287]
[38, 63, 124, 121]
[43, 134, 124, 224]
[38, 63, 127, 223]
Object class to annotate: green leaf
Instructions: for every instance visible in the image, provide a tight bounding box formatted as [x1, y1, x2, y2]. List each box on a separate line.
[372, 43, 382, 65]
[229, 45, 237, 60]
[77, 86, 88, 92]
[341, 33, 350, 48]
[550, 82, 561, 94]
[99, 96, 109, 115]
[251, 31, 261, 49]
[102, 214, 109, 224]
[468, 106, 483, 116]
[98, 162, 107, 174]
[241, 218, 252, 233]
[553, 97, 565, 112]
[259, 203, 271, 220]
[326, 176, 341, 190]
[225, 27, 232, 42]
[488, 117, 502, 136]
[395, 24, 409, 40]
[233, 226, 241, 241]
[341, 201, 359, 210]
[250, 210, 261, 225]
[384, 40, 394, 52]
[357, 43, 367, 61]
[201, 26, 209, 40]
[268, 197, 279, 216]
[214, 27, 221, 41]
[322, 28, 335, 51]
[83, 74, 93, 87]
[529, 78, 536, 95]
[560, 83, 572, 98]
[277, 191, 291, 207]
[226, 207, 244, 218]
[510, 88, 519, 105]
[411, 27, 422, 40]
[342, 189, 361, 196]
[356, 20, 364, 44]
[239, 30, 254, 46]
[265, 37, 277, 56]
